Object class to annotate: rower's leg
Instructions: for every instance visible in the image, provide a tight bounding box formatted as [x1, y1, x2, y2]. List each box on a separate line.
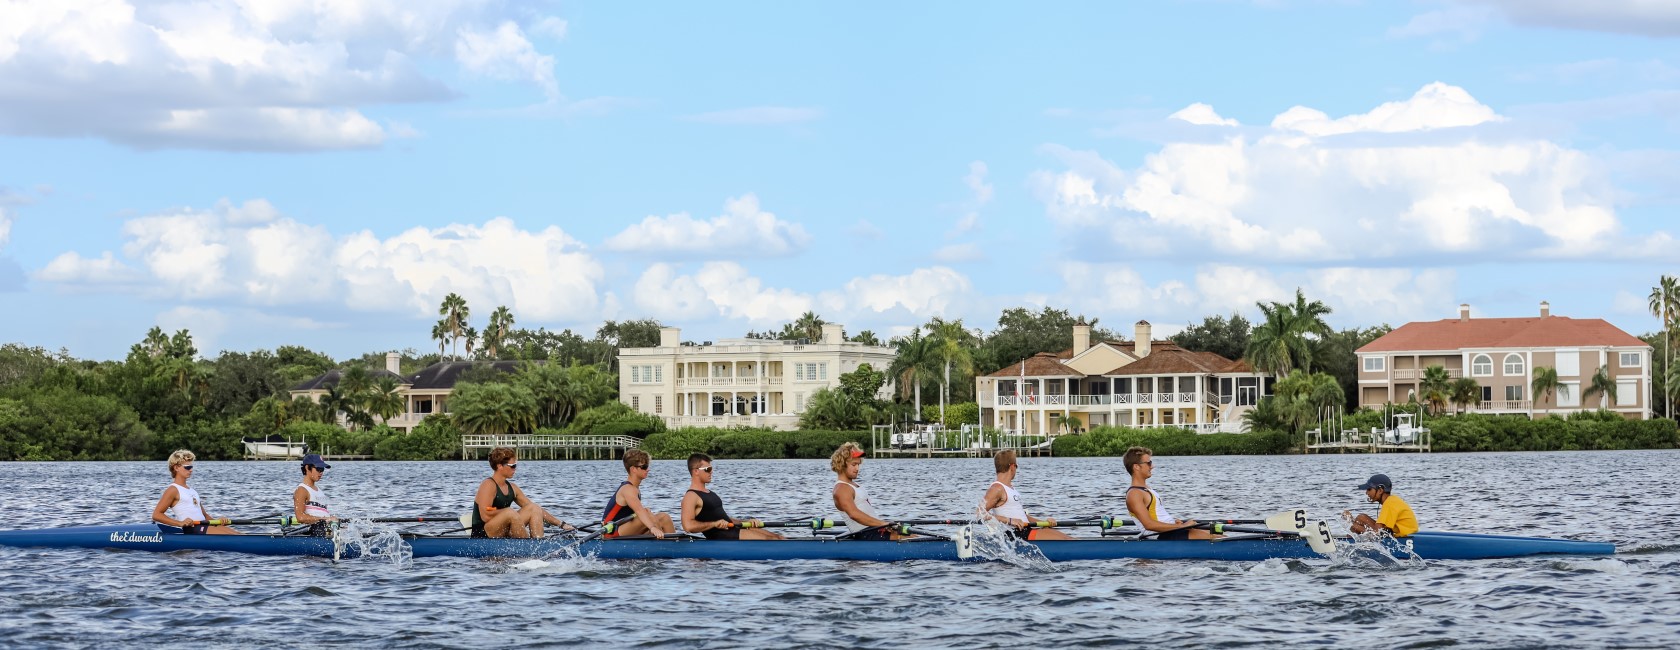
[739, 528, 784, 540]
[486, 509, 521, 538]
[1187, 528, 1217, 540]
[1033, 528, 1075, 541]
[652, 512, 676, 534]
[614, 519, 650, 537]
[524, 504, 546, 538]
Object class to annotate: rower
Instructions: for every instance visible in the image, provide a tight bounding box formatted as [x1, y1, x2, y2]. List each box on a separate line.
[291, 454, 339, 536]
[150, 449, 239, 535]
[680, 453, 784, 540]
[831, 442, 905, 541]
[1345, 474, 1417, 537]
[1123, 446, 1217, 540]
[472, 447, 571, 538]
[980, 450, 1072, 541]
[601, 449, 675, 539]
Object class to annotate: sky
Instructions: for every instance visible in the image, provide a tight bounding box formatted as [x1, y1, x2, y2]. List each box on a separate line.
[2, 0, 1679, 360]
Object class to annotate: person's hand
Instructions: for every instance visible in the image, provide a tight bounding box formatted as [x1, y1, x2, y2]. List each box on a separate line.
[1045, 517, 1058, 528]
[652, 529, 666, 539]
[182, 518, 199, 528]
[1183, 519, 1199, 528]
[562, 522, 576, 532]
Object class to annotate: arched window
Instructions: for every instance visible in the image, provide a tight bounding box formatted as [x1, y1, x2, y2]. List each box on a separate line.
[1502, 353, 1525, 376]
[1471, 354, 1493, 377]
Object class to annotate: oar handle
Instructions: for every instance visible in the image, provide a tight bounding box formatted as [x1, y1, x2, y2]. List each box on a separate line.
[1196, 523, 1302, 537]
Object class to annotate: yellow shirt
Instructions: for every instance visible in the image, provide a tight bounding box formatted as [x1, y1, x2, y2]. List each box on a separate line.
[1376, 494, 1418, 537]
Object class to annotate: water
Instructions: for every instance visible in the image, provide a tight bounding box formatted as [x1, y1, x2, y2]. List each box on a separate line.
[2, 451, 1676, 648]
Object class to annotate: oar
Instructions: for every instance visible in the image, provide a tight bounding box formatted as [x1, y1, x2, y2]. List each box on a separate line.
[1195, 521, 1337, 555]
[566, 514, 637, 548]
[204, 511, 285, 526]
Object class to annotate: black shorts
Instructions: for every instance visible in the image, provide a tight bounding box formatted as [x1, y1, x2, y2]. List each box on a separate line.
[1009, 527, 1044, 541]
[843, 526, 895, 541]
[1154, 527, 1192, 541]
[701, 525, 741, 540]
[180, 523, 208, 535]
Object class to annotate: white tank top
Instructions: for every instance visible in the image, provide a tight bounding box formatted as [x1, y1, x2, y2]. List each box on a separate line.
[835, 479, 880, 532]
[987, 481, 1028, 522]
[165, 483, 206, 522]
[297, 483, 331, 519]
[1139, 486, 1178, 524]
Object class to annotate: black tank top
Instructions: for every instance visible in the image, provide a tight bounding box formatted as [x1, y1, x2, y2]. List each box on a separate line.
[688, 489, 730, 524]
[471, 479, 517, 534]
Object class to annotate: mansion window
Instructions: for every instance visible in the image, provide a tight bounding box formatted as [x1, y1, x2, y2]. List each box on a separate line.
[629, 365, 664, 384]
[1620, 352, 1642, 368]
[1617, 381, 1637, 406]
[795, 362, 828, 381]
[1502, 353, 1525, 376]
[1505, 385, 1524, 402]
[1362, 356, 1385, 372]
[1471, 354, 1492, 377]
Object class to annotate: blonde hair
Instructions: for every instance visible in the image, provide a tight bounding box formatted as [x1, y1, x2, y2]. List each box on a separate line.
[168, 449, 196, 477]
[829, 442, 863, 474]
[993, 449, 1017, 474]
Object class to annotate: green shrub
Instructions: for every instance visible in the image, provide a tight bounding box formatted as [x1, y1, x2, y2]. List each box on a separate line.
[1051, 426, 1293, 457]
[567, 401, 666, 438]
[375, 416, 462, 460]
[640, 427, 873, 460]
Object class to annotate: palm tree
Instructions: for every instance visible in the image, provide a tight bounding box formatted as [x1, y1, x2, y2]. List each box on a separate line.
[463, 325, 479, 359]
[1285, 289, 1333, 373]
[1449, 377, 1482, 414]
[1650, 275, 1678, 418]
[926, 318, 975, 425]
[793, 311, 825, 342]
[431, 320, 450, 359]
[850, 330, 882, 346]
[485, 305, 515, 359]
[338, 366, 373, 430]
[142, 327, 169, 358]
[439, 293, 470, 360]
[369, 376, 405, 424]
[1583, 364, 1617, 411]
[887, 330, 938, 414]
[1666, 360, 1680, 417]
[1419, 365, 1451, 416]
[1245, 301, 1295, 377]
[1530, 366, 1565, 416]
[451, 382, 538, 436]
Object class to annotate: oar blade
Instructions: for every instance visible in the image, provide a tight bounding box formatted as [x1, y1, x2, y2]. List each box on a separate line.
[1263, 509, 1309, 532]
[1304, 520, 1337, 556]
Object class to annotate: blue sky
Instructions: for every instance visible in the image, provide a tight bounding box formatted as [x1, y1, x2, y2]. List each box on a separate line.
[2, 1, 1678, 360]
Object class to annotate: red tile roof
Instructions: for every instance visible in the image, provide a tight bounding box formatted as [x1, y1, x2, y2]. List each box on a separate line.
[986, 352, 1081, 378]
[985, 342, 1254, 378]
[1357, 316, 1648, 354]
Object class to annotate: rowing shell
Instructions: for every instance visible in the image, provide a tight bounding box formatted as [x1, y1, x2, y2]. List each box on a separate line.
[0, 525, 1615, 561]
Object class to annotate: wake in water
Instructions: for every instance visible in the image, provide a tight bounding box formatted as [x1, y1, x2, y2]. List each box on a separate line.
[963, 516, 1055, 570]
[1330, 528, 1425, 569]
[328, 518, 414, 569]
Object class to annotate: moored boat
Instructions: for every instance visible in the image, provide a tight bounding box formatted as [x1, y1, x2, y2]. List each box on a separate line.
[0, 524, 1616, 562]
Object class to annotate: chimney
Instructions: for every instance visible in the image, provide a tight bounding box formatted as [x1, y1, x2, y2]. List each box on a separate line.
[659, 327, 680, 348]
[1540, 301, 1550, 318]
[1072, 321, 1091, 356]
[1134, 320, 1152, 358]
[1458, 304, 1470, 322]
[385, 352, 401, 374]
[822, 323, 844, 344]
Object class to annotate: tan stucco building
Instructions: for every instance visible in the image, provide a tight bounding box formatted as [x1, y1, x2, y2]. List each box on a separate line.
[617, 324, 897, 431]
[977, 321, 1270, 436]
[1356, 302, 1652, 419]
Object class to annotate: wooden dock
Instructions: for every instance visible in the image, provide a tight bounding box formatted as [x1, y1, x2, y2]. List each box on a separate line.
[867, 425, 1055, 459]
[460, 434, 641, 460]
[1305, 428, 1432, 453]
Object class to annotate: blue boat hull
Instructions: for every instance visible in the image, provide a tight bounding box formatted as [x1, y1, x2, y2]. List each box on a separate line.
[0, 525, 1615, 561]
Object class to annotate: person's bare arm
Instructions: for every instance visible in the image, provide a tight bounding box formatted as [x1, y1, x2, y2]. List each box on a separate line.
[623, 486, 665, 539]
[833, 484, 886, 528]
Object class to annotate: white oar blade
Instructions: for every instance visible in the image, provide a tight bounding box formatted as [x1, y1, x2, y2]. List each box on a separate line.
[1305, 520, 1336, 556]
[1264, 509, 1309, 532]
[459, 512, 472, 529]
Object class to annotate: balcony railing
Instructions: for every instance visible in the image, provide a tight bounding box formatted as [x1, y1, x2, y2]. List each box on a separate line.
[1473, 400, 1531, 411]
[1392, 368, 1463, 380]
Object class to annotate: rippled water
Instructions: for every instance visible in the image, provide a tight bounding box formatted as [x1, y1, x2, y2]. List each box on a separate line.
[2, 451, 1676, 648]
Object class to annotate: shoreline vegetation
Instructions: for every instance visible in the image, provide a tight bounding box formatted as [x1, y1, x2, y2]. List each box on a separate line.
[5, 289, 1680, 461]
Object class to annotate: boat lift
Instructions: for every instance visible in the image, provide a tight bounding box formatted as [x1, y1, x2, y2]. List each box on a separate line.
[1306, 405, 1431, 453]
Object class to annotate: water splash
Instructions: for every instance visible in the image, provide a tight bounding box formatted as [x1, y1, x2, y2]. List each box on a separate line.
[328, 519, 413, 569]
[1552, 558, 1629, 574]
[963, 519, 1055, 570]
[1330, 530, 1425, 568]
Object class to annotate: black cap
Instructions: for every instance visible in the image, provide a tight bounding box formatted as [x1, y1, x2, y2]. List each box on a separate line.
[302, 454, 331, 470]
[1356, 474, 1391, 492]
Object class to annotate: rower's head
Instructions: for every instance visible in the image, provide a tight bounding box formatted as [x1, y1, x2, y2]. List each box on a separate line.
[623, 449, 651, 478]
[830, 442, 865, 478]
[168, 449, 195, 479]
[688, 453, 714, 484]
[993, 450, 1017, 476]
[301, 454, 331, 476]
[1123, 446, 1153, 478]
[489, 447, 517, 474]
[1357, 474, 1392, 502]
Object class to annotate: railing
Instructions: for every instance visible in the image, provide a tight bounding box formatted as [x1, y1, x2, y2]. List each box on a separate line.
[1474, 400, 1531, 411]
[1115, 394, 1132, 404]
[1178, 392, 1195, 403]
[1157, 393, 1175, 403]
[1137, 422, 1237, 434]
[460, 434, 640, 450]
[1135, 394, 1153, 404]
[1392, 368, 1463, 380]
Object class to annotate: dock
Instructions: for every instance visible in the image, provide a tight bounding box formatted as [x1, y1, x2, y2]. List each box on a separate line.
[868, 424, 1055, 459]
[460, 434, 641, 460]
[1305, 427, 1432, 453]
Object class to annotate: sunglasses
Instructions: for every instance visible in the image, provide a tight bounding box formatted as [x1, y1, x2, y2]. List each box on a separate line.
[181, 465, 194, 471]
[635, 464, 649, 471]
[1143, 461, 1154, 467]
[505, 463, 518, 469]
[698, 466, 713, 473]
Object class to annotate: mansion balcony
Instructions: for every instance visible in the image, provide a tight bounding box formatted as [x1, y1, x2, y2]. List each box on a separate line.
[992, 391, 1225, 408]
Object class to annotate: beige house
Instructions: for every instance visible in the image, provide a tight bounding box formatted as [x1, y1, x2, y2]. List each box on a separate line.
[977, 321, 1270, 436]
[617, 324, 897, 431]
[1356, 302, 1652, 419]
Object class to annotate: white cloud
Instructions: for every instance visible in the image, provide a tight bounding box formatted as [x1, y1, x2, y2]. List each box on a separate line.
[1033, 82, 1647, 264]
[1450, 0, 1680, 38]
[604, 194, 811, 257]
[1056, 262, 1195, 314]
[826, 267, 974, 318]
[36, 199, 607, 322]
[964, 161, 994, 205]
[0, 1, 569, 150]
[948, 214, 980, 239]
[932, 243, 985, 263]
[156, 305, 228, 355]
[1387, 5, 1498, 43]
[681, 107, 824, 125]
[1169, 103, 1239, 127]
[849, 219, 884, 241]
[35, 251, 138, 286]
[455, 21, 558, 101]
[531, 16, 569, 40]
[632, 262, 812, 324]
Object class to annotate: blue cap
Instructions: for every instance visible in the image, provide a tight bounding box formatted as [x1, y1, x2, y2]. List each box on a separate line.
[1357, 474, 1391, 491]
[302, 454, 331, 470]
